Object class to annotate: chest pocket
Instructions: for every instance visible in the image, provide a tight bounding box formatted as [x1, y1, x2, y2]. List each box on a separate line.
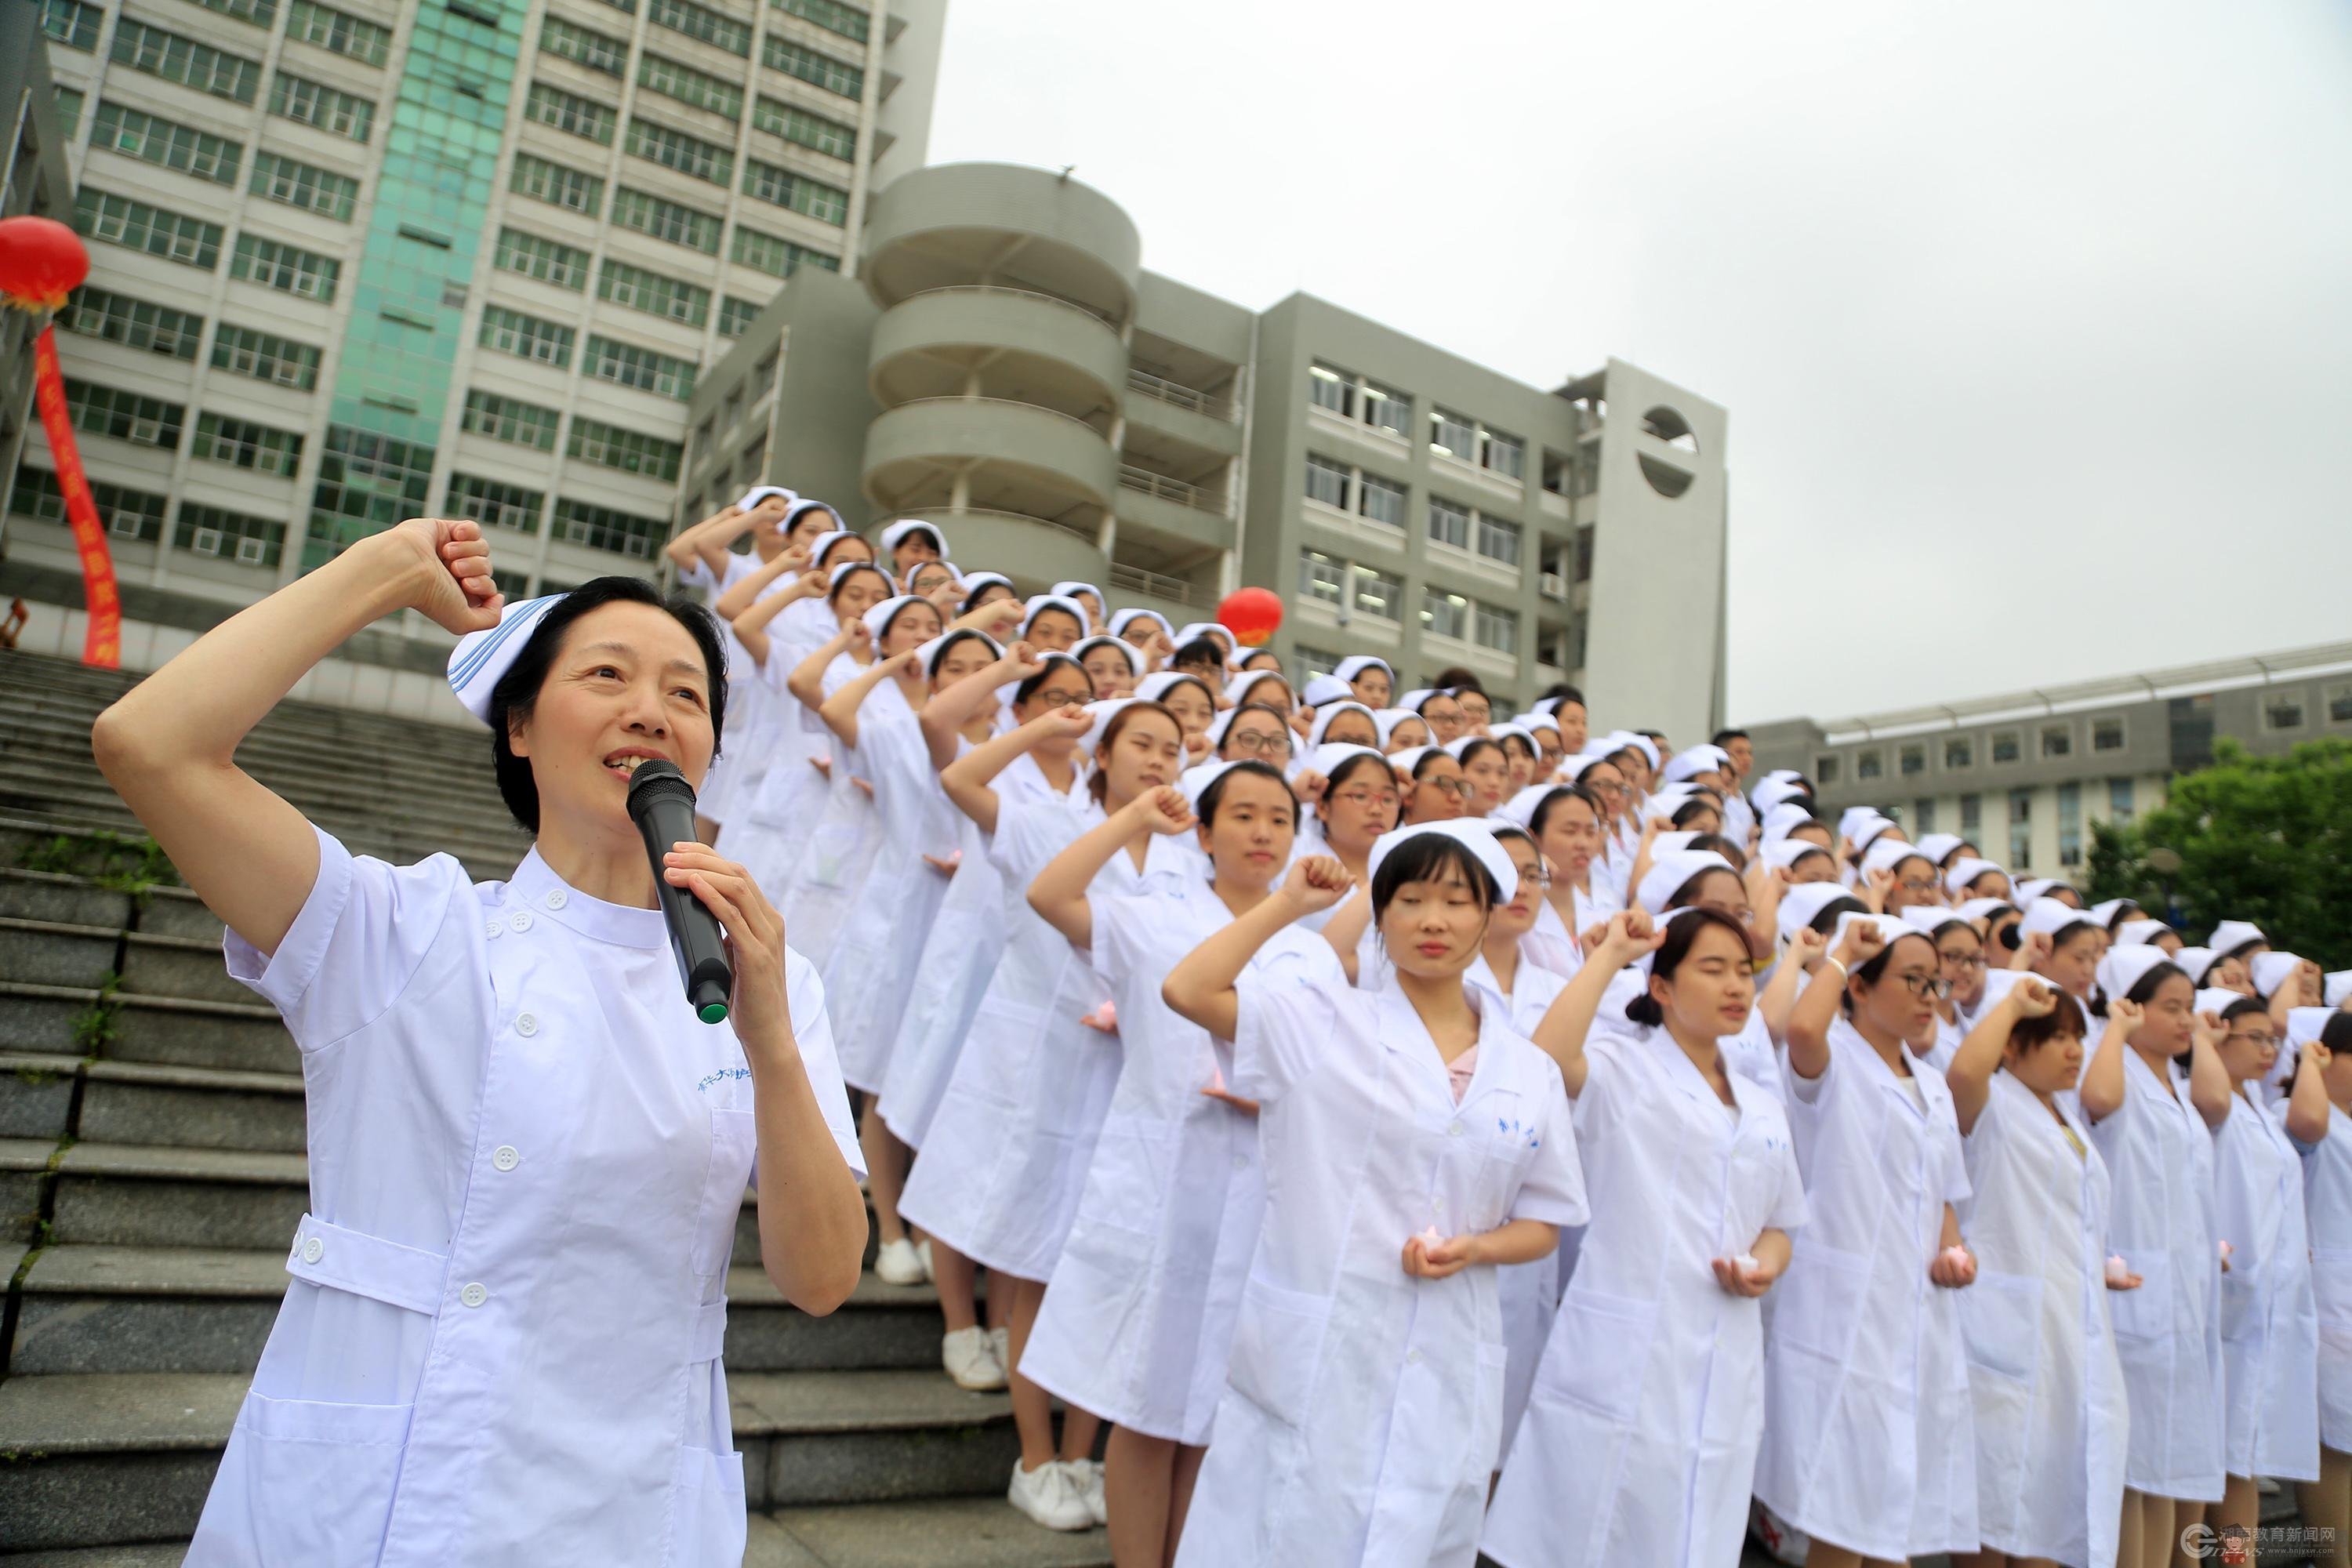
[1465, 1088, 1537, 1231]
[693, 1108, 758, 1277]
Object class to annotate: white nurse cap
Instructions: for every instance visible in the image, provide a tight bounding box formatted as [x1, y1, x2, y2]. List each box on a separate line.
[1367, 818, 1519, 903]
[447, 593, 564, 725]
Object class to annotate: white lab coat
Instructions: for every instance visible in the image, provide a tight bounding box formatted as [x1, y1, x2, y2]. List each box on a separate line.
[1957, 1071, 2129, 1568]
[898, 799, 1189, 1282]
[722, 597, 843, 902]
[1589, 967, 1785, 1104]
[2212, 1083, 2321, 1481]
[821, 690, 960, 1094]
[679, 550, 768, 827]
[2083, 1048, 2226, 1501]
[2293, 1100, 2352, 1451]
[188, 829, 862, 1566]
[1755, 1017, 1978, 1561]
[1461, 956, 1570, 1461]
[877, 752, 1071, 1148]
[1023, 880, 1345, 1442]
[779, 653, 883, 972]
[1485, 1024, 1808, 1568]
[1174, 975, 1588, 1568]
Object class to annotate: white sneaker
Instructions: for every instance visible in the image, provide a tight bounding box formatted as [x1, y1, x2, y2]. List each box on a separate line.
[874, 1237, 925, 1286]
[1007, 1457, 1093, 1531]
[1061, 1457, 1108, 1526]
[991, 1325, 1013, 1378]
[942, 1327, 1007, 1392]
[918, 1237, 935, 1282]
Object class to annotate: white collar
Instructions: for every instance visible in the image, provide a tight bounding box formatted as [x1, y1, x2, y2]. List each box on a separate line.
[506, 847, 670, 950]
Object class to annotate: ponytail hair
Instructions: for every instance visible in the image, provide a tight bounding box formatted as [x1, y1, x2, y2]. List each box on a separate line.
[1086, 700, 1180, 806]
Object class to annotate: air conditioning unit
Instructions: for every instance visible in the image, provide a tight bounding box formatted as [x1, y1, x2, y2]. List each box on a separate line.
[1540, 572, 1567, 600]
[236, 535, 268, 565]
[109, 512, 145, 539]
[192, 528, 223, 556]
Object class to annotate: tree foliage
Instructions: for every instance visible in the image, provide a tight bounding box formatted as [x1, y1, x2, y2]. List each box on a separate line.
[2087, 737, 2352, 967]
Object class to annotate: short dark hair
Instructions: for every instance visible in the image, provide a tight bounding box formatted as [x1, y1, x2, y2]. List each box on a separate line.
[1495, 731, 1537, 762]
[1171, 637, 1225, 671]
[1453, 736, 1504, 771]
[1687, 832, 1744, 869]
[1530, 784, 1602, 837]
[1432, 666, 1484, 695]
[1087, 700, 1180, 806]
[2009, 993, 2088, 1052]
[1842, 930, 1936, 1015]
[1370, 833, 1501, 924]
[2090, 960, 2187, 1018]
[488, 577, 728, 833]
[1624, 908, 1752, 1026]
[1711, 728, 1749, 746]
[1540, 683, 1585, 709]
[1808, 895, 1869, 935]
[1196, 759, 1296, 827]
[1670, 797, 1721, 830]
[2321, 1012, 2352, 1053]
[1014, 654, 1089, 707]
[827, 564, 891, 605]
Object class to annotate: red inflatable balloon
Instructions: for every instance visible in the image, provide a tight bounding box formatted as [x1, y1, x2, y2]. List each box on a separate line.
[0, 216, 90, 311]
[1217, 586, 1283, 648]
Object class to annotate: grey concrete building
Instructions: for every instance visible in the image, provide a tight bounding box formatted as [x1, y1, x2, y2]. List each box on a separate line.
[3, 0, 943, 698]
[1744, 639, 2352, 875]
[0, 2, 78, 527]
[688, 161, 1731, 739]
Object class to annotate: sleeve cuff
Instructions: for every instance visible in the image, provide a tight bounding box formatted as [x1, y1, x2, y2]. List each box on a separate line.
[222, 824, 353, 1017]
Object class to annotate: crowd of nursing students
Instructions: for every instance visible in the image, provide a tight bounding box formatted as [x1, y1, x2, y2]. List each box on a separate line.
[660, 486, 2352, 1568]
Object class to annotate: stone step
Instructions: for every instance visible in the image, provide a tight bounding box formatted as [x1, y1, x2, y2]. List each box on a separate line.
[3, 711, 498, 799]
[0, 1056, 305, 1152]
[9, 1246, 967, 1378]
[0, 648, 482, 746]
[0, 1367, 1023, 1552]
[1, 982, 299, 1076]
[2, 1136, 54, 1245]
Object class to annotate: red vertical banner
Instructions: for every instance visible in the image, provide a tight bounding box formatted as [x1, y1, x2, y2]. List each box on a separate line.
[29, 324, 122, 668]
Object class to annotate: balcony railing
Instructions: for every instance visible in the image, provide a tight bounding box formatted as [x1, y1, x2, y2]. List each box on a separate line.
[1118, 463, 1230, 517]
[1108, 561, 1197, 607]
[1126, 368, 1236, 423]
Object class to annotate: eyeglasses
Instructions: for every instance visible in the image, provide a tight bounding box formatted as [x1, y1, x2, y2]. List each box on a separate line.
[1224, 731, 1290, 757]
[1514, 866, 1553, 889]
[1896, 879, 1939, 895]
[2225, 1031, 2278, 1051]
[1419, 777, 1475, 798]
[1896, 973, 1955, 1000]
[1940, 952, 1987, 971]
[1586, 781, 1628, 800]
[1331, 788, 1401, 811]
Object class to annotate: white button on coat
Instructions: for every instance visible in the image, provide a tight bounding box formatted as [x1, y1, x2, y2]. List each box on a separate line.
[459, 1283, 488, 1308]
[301, 1237, 325, 1264]
[509, 913, 532, 933]
[191, 828, 863, 1568]
[515, 1013, 538, 1037]
[492, 1146, 520, 1172]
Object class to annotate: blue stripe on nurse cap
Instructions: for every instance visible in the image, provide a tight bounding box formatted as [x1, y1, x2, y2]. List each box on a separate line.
[448, 593, 565, 726]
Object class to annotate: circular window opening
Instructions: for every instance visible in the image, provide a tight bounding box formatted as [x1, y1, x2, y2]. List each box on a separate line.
[1638, 454, 1695, 499]
[1641, 405, 1700, 455]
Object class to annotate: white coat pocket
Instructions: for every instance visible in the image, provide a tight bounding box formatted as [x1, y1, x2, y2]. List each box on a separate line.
[1468, 1341, 1511, 1474]
[669, 1443, 750, 1566]
[2219, 1263, 2259, 1343]
[2107, 1250, 2172, 1341]
[1958, 1269, 2043, 1384]
[191, 1392, 412, 1566]
[694, 1108, 758, 1276]
[1771, 1239, 1871, 1363]
[1540, 1285, 1655, 1423]
[1226, 1276, 1331, 1428]
[2313, 1250, 2352, 1330]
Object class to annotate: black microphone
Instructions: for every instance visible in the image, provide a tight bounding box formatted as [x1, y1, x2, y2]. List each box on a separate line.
[625, 759, 734, 1025]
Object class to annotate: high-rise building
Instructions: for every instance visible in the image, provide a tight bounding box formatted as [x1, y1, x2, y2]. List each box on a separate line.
[0, 2, 78, 511]
[5, 0, 943, 616]
[685, 162, 1730, 738]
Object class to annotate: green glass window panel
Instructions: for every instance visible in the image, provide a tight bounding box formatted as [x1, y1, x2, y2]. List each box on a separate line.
[551, 496, 670, 557]
[493, 228, 590, 289]
[41, 0, 103, 52]
[773, 0, 868, 43]
[751, 96, 855, 160]
[111, 20, 262, 104]
[212, 324, 323, 389]
[624, 116, 732, 184]
[10, 468, 169, 541]
[73, 188, 224, 269]
[597, 259, 710, 326]
[761, 36, 860, 100]
[53, 87, 85, 134]
[728, 225, 835, 279]
[742, 161, 848, 226]
[540, 16, 627, 75]
[461, 389, 563, 450]
[305, 425, 436, 569]
[62, 379, 186, 450]
[63, 288, 204, 359]
[581, 338, 695, 401]
[286, 0, 393, 67]
[189, 0, 278, 27]
[478, 306, 575, 366]
[612, 187, 722, 253]
[716, 295, 761, 338]
[230, 234, 342, 303]
[567, 416, 683, 480]
[89, 102, 245, 185]
[648, 0, 751, 56]
[637, 52, 744, 119]
[524, 81, 616, 143]
[176, 503, 287, 568]
[510, 153, 605, 215]
[249, 153, 361, 221]
[445, 472, 546, 533]
[193, 413, 307, 476]
[269, 71, 377, 141]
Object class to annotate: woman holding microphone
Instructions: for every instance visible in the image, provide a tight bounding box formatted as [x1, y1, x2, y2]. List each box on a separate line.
[92, 518, 867, 1565]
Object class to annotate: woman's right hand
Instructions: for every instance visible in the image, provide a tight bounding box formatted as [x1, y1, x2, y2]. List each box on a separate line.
[384, 518, 503, 635]
[1127, 785, 1196, 837]
[1593, 909, 1664, 967]
[1836, 918, 1886, 971]
[1281, 855, 1356, 914]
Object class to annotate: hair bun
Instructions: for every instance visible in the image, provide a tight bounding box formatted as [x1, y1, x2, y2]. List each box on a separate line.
[1623, 993, 1664, 1027]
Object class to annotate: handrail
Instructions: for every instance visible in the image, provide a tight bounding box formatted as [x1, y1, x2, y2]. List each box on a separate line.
[889, 281, 1120, 330]
[1125, 368, 1236, 423]
[1108, 562, 1196, 607]
[883, 506, 1101, 546]
[878, 394, 1111, 439]
[1118, 463, 1229, 517]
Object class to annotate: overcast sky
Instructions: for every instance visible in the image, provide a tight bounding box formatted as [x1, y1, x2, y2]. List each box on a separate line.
[924, 0, 2352, 723]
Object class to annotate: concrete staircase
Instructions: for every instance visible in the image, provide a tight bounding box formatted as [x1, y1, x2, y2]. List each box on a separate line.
[0, 648, 1106, 1565]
